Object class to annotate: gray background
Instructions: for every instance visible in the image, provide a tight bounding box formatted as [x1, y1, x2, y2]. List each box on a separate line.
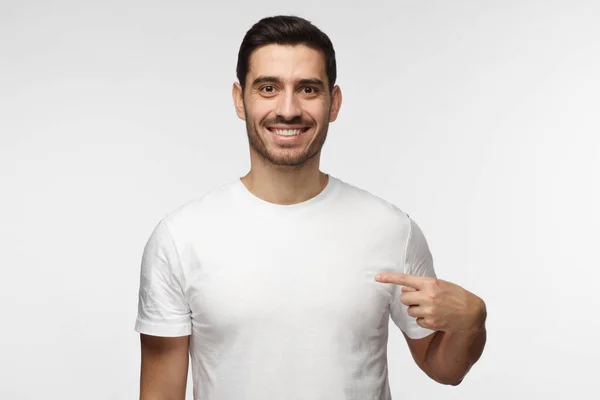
[1, 0, 599, 399]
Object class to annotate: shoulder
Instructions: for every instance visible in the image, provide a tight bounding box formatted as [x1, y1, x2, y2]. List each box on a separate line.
[333, 175, 411, 226]
[155, 179, 241, 238]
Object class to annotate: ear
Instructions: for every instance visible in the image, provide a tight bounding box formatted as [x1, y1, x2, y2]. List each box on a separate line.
[328, 85, 342, 122]
[232, 82, 246, 121]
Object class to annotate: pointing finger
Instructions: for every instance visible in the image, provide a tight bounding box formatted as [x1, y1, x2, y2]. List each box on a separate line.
[375, 273, 427, 290]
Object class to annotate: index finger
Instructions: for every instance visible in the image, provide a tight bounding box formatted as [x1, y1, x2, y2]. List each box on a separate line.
[374, 272, 427, 290]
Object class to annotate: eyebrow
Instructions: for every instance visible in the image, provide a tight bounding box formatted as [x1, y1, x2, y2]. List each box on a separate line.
[251, 76, 325, 88]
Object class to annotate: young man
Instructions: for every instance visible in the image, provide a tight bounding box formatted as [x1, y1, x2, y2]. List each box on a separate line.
[135, 15, 487, 400]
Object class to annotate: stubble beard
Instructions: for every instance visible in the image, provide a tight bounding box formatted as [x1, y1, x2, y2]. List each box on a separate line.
[245, 113, 330, 168]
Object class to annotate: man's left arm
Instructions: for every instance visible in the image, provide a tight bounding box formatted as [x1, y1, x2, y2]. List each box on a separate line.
[402, 293, 487, 386]
[377, 216, 487, 385]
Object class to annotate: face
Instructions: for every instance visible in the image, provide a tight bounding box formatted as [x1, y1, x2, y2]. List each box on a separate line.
[233, 44, 342, 167]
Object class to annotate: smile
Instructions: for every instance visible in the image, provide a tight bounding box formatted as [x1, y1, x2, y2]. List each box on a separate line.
[268, 127, 310, 136]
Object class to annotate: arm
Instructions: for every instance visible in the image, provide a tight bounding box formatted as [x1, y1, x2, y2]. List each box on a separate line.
[404, 298, 487, 385]
[140, 334, 190, 400]
[380, 216, 487, 385]
[135, 220, 193, 399]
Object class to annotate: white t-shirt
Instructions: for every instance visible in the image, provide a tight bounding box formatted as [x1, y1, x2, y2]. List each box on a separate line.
[135, 174, 437, 400]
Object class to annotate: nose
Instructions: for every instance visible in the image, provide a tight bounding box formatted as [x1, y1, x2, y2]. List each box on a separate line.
[275, 90, 302, 120]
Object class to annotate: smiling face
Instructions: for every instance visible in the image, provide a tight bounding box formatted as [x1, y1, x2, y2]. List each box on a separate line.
[233, 44, 342, 167]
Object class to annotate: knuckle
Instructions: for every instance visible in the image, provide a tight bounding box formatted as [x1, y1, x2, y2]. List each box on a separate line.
[429, 278, 440, 288]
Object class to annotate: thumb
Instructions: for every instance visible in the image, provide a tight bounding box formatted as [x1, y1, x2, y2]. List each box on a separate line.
[401, 286, 417, 293]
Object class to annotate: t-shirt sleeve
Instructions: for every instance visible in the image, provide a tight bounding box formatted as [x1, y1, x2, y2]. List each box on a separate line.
[134, 219, 192, 337]
[389, 217, 438, 339]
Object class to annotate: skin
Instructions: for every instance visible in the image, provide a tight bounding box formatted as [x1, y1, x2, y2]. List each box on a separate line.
[139, 43, 487, 398]
[139, 334, 189, 399]
[375, 273, 487, 385]
[232, 44, 342, 205]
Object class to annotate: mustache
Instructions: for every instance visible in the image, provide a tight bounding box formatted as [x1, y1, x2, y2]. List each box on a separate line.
[264, 116, 312, 126]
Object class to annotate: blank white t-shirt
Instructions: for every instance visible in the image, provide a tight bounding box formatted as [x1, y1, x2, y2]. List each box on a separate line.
[135, 174, 437, 400]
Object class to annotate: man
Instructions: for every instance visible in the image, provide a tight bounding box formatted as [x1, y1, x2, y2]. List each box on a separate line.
[135, 15, 487, 400]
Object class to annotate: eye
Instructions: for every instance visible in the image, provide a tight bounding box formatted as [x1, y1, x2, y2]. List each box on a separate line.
[302, 86, 318, 94]
[260, 85, 276, 93]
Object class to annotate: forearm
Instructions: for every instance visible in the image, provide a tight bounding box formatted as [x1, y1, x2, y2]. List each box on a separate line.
[425, 302, 487, 385]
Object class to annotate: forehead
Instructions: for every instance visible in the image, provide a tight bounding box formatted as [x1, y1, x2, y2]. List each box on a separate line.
[247, 44, 327, 82]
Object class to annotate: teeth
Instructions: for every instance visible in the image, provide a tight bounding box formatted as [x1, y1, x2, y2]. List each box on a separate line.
[271, 129, 304, 136]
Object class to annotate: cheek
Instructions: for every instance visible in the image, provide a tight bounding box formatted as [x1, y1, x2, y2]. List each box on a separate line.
[303, 102, 329, 123]
[248, 104, 274, 124]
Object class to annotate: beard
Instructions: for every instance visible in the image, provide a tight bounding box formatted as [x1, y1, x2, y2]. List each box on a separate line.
[244, 111, 330, 167]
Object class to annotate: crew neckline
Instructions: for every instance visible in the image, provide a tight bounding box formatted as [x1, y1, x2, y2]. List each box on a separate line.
[235, 174, 339, 212]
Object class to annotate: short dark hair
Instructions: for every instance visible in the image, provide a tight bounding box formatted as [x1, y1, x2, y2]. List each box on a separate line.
[236, 15, 337, 93]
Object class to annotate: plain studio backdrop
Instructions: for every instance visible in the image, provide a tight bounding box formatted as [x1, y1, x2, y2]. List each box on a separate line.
[1, 0, 599, 399]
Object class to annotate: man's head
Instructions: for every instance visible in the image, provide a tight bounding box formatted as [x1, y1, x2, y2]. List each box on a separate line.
[232, 15, 342, 167]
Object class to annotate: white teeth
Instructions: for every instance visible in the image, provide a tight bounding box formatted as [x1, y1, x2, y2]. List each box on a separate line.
[271, 129, 304, 136]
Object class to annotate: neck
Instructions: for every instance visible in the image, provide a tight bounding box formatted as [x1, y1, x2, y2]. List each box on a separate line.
[240, 154, 329, 206]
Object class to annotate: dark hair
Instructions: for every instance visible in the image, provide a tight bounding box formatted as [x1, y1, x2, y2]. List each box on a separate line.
[236, 15, 337, 92]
